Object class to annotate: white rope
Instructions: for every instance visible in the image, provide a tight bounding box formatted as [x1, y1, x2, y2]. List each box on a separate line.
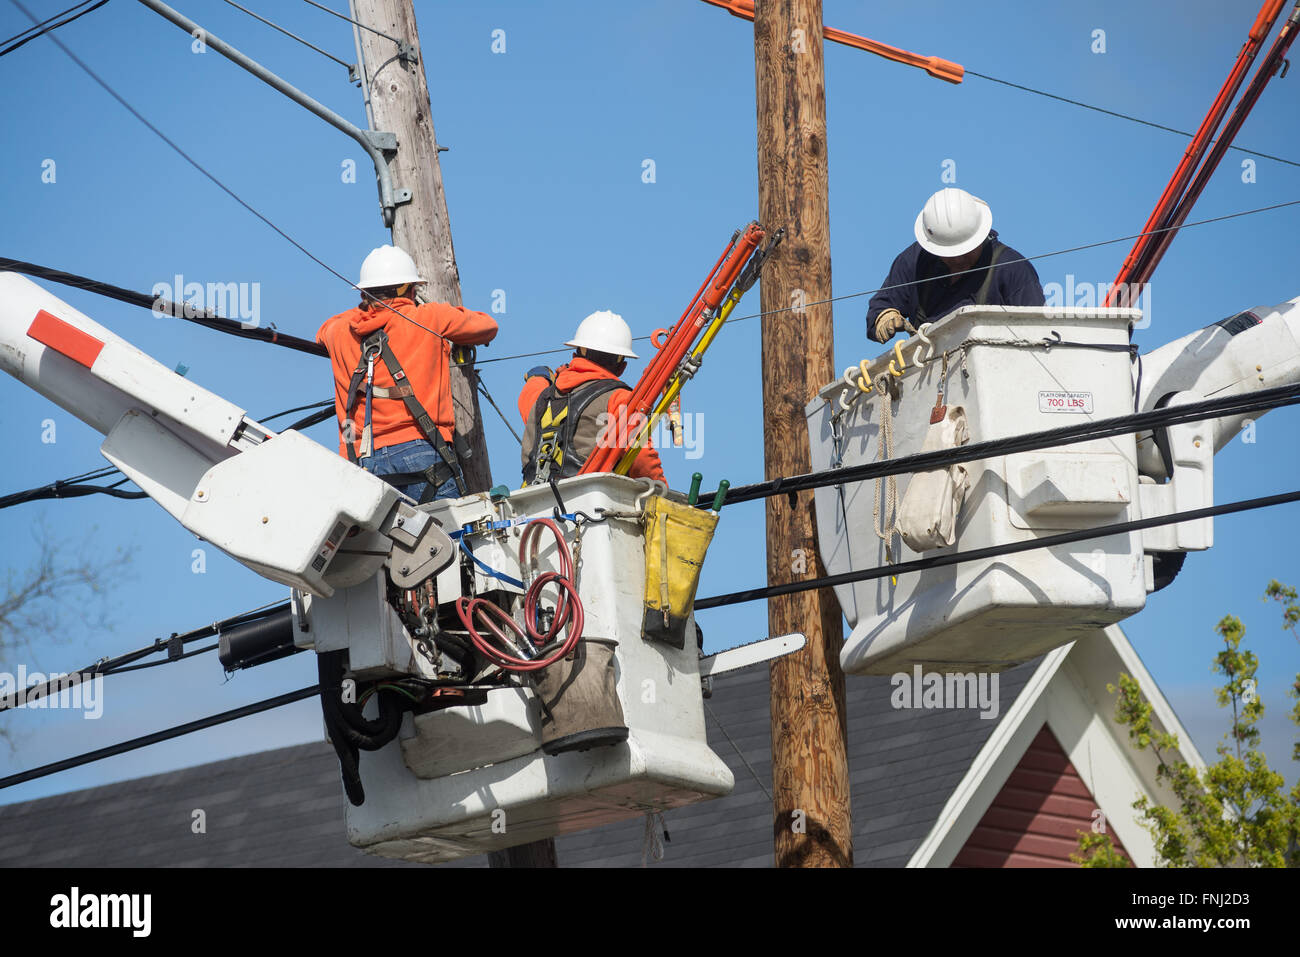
[872, 380, 901, 566]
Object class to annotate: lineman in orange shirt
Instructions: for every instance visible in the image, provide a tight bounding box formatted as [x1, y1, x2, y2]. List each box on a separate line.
[317, 244, 499, 502]
[518, 310, 665, 486]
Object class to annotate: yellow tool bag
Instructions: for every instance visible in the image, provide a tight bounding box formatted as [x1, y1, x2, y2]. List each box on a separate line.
[641, 495, 718, 648]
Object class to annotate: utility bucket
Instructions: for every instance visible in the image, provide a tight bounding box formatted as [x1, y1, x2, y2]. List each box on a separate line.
[641, 495, 718, 648]
[806, 305, 1148, 676]
[320, 474, 733, 863]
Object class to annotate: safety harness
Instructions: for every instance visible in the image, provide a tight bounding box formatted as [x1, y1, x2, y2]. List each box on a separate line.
[915, 242, 1005, 325]
[344, 328, 468, 501]
[523, 372, 628, 486]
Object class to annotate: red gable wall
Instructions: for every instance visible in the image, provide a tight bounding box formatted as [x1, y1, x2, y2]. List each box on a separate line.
[951, 725, 1132, 867]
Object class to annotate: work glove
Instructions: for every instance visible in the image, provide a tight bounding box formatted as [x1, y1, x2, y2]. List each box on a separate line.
[873, 308, 916, 342]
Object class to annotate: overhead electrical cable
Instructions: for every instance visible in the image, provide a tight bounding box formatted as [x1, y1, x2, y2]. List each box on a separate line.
[219, 0, 353, 71]
[695, 487, 1300, 611]
[0, 399, 335, 511]
[0, 257, 328, 357]
[715, 198, 1300, 328]
[0, 686, 321, 791]
[9, 7, 455, 348]
[7, 485, 1300, 790]
[8, 197, 1296, 374]
[700, 380, 1300, 508]
[0, 600, 292, 715]
[965, 70, 1300, 171]
[0, 0, 107, 57]
[299, 0, 404, 45]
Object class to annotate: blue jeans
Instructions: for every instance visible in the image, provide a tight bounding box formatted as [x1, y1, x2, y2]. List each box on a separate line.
[360, 439, 461, 502]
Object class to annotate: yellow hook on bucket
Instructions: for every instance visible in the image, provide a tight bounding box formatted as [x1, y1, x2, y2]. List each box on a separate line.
[856, 358, 873, 393]
[888, 340, 907, 377]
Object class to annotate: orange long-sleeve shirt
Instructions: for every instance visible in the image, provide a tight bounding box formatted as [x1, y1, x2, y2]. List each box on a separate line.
[518, 357, 665, 483]
[317, 297, 498, 456]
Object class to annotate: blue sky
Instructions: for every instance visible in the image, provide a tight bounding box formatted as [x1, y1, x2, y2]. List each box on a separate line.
[1, 0, 1297, 806]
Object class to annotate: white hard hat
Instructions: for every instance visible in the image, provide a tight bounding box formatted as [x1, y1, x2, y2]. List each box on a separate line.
[914, 188, 993, 258]
[358, 244, 424, 289]
[565, 310, 639, 359]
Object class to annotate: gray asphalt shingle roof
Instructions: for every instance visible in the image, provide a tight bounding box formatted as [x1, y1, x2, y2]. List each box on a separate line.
[0, 658, 1037, 867]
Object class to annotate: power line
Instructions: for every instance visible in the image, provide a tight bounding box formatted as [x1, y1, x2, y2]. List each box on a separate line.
[0, 685, 320, 791]
[476, 381, 521, 444]
[695, 487, 1300, 611]
[262, 399, 333, 422]
[703, 699, 772, 803]
[0, 601, 290, 715]
[8, 194, 1297, 376]
[11, 5, 1295, 366]
[0, 0, 106, 57]
[300, 0, 404, 46]
[220, 0, 353, 72]
[476, 198, 1300, 366]
[718, 198, 1300, 328]
[966, 70, 1300, 171]
[0, 476, 146, 509]
[0, 257, 329, 357]
[0, 399, 334, 512]
[16, 4, 455, 348]
[703, 379, 1300, 508]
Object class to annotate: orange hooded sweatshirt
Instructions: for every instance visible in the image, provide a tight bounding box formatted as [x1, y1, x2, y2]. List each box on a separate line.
[517, 356, 665, 483]
[317, 297, 498, 457]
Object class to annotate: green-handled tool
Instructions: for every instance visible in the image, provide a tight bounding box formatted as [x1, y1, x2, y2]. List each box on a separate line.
[711, 480, 729, 512]
[688, 472, 703, 506]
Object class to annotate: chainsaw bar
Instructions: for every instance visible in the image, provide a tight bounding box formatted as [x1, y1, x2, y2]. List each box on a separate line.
[698, 632, 805, 679]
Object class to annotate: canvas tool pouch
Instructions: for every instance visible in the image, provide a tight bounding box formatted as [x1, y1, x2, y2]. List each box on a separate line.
[896, 405, 972, 552]
[533, 638, 628, 755]
[641, 495, 718, 648]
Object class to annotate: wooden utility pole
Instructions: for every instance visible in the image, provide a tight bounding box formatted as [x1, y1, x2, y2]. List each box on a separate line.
[351, 0, 556, 869]
[350, 0, 493, 493]
[753, 0, 853, 867]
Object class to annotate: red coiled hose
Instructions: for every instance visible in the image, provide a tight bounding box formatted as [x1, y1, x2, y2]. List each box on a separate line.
[455, 519, 584, 672]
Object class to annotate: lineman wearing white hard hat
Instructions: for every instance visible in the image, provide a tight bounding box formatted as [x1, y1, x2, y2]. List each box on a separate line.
[517, 310, 665, 485]
[317, 244, 499, 502]
[866, 188, 1044, 342]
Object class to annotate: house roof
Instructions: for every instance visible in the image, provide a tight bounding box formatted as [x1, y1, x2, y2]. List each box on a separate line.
[0, 656, 1037, 868]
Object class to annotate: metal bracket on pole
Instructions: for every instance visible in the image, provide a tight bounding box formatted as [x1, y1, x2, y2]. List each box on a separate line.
[136, 0, 414, 228]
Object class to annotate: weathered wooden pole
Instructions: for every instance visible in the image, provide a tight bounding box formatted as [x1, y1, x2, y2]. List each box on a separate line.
[351, 0, 555, 869]
[350, 0, 494, 493]
[753, 0, 853, 867]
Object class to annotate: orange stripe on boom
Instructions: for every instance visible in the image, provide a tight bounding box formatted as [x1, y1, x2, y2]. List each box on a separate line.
[27, 310, 105, 368]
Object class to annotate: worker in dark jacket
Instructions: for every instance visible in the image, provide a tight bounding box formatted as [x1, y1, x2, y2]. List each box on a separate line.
[866, 188, 1044, 342]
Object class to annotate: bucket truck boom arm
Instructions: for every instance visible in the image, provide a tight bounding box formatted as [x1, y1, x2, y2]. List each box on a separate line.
[0, 273, 454, 597]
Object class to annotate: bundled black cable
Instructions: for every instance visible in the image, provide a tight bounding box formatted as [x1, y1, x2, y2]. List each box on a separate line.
[316, 650, 407, 807]
[0, 257, 327, 357]
[702, 380, 1300, 508]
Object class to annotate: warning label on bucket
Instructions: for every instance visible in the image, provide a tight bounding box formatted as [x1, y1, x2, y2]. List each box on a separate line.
[1038, 391, 1093, 413]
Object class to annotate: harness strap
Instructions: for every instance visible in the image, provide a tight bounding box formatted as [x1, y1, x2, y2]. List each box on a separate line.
[342, 328, 467, 496]
[916, 241, 1005, 324]
[527, 377, 627, 485]
[973, 243, 1006, 306]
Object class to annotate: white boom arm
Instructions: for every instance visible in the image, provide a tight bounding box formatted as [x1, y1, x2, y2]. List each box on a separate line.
[1132, 296, 1300, 557]
[0, 273, 453, 597]
[1137, 296, 1300, 477]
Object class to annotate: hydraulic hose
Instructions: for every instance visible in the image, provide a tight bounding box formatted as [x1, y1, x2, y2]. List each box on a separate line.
[455, 519, 585, 672]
